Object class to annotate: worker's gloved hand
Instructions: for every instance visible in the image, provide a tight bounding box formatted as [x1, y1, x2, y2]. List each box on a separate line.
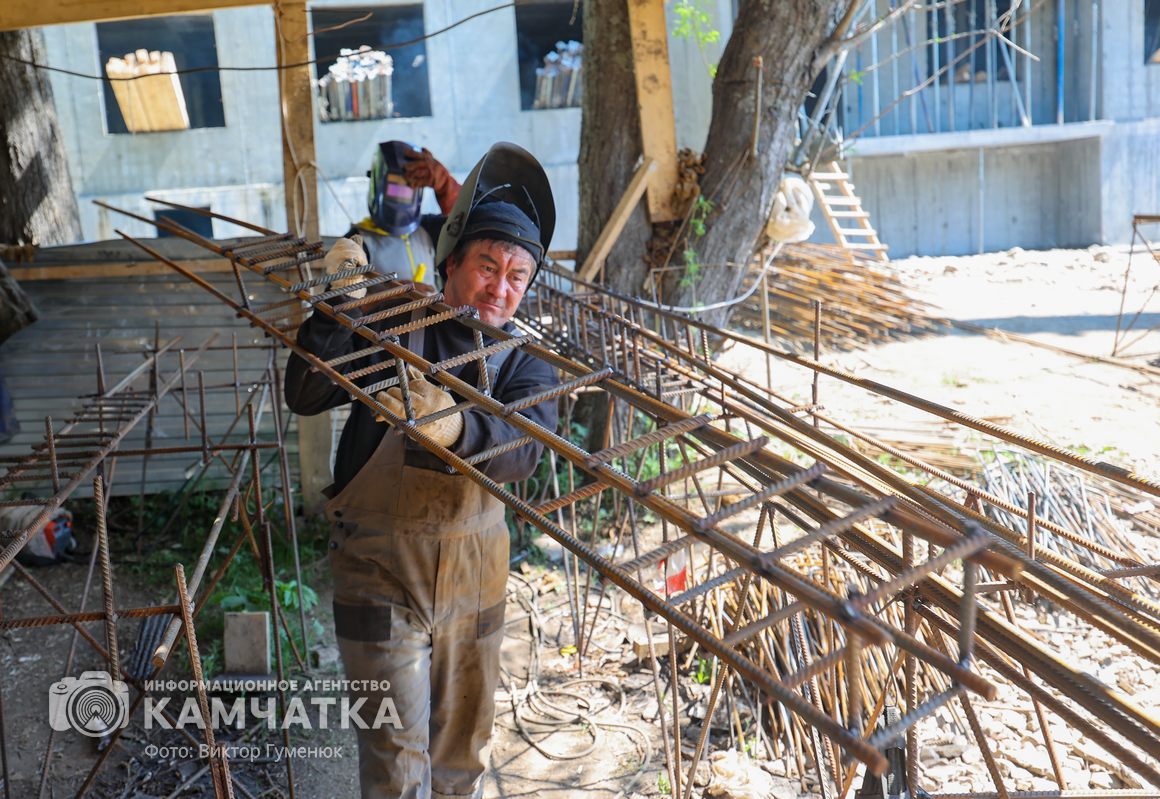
[402, 147, 461, 215]
[324, 235, 369, 299]
[374, 364, 464, 448]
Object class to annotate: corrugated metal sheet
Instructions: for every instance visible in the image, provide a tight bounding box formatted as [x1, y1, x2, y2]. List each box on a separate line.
[0, 242, 300, 498]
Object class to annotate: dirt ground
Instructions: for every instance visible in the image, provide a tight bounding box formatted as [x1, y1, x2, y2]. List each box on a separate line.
[2, 244, 1158, 797]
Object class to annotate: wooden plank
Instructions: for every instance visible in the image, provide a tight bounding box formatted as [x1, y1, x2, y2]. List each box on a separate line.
[0, 0, 258, 31]
[9, 258, 234, 281]
[576, 159, 656, 282]
[276, 0, 328, 512]
[625, 0, 678, 222]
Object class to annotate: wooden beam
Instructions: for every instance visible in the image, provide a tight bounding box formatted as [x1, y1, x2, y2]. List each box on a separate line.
[274, 0, 329, 514]
[625, 0, 679, 223]
[275, 0, 319, 241]
[577, 159, 656, 282]
[0, 0, 257, 31]
[9, 258, 233, 282]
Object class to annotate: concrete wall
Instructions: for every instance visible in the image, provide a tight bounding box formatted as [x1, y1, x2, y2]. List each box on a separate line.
[847, 136, 1102, 257]
[1098, 117, 1160, 241]
[42, 0, 728, 249]
[1100, 0, 1160, 121]
[666, 0, 733, 152]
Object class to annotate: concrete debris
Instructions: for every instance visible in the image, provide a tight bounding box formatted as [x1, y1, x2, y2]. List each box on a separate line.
[706, 750, 776, 799]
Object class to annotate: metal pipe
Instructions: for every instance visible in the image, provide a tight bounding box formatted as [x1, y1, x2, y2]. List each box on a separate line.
[1056, 0, 1065, 124]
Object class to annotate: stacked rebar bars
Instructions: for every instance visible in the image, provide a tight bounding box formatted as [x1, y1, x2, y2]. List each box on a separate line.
[85, 200, 1160, 797]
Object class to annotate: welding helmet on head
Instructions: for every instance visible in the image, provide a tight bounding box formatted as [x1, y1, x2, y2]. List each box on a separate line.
[435, 142, 555, 283]
[367, 140, 423, 236]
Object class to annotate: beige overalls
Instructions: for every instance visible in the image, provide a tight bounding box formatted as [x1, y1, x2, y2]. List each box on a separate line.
[326, 321, 509, 799]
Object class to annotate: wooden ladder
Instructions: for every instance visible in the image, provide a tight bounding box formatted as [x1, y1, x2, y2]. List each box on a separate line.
[807, 160, 889, 262]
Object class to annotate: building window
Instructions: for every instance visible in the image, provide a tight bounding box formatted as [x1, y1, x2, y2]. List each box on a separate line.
[514, 1, 583, 110]
[156, 207, 213, 238]
[96, 15, 225, 134]
[312, 5, 431, 119]
[927, 0, 1013, 84]
[1147, 0, 1160, 64]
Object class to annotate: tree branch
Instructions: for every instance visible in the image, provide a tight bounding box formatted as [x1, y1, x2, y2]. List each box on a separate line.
[812, 0, 917, 75]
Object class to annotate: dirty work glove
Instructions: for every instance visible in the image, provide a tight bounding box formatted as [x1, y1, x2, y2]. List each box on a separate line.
[402, 146, 461, 215]
[324, 235, 369, 299]
[375, 364, 464, 447]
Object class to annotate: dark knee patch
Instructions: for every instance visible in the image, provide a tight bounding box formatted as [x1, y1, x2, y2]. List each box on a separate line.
[476, 601, 505, 638]
[334, 601, 392, 641]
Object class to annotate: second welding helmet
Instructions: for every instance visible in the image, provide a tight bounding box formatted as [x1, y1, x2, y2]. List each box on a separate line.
[435, 142, 555, 282]
[367, 140, 422, 236]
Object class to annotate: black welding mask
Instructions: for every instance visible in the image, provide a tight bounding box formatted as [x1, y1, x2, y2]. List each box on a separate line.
[367, 140, 422, 236]
[435, 142, 555, 282]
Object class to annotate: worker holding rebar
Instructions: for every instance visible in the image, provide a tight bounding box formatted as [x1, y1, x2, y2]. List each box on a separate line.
[345, 140, 461, 286]
[283, 142, 559, 799]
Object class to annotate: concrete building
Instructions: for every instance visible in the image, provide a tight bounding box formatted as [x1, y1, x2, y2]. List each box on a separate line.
[40, 1, 1156, 260]
[39, 0, 732, 249]
[830, 0, 1160, 257]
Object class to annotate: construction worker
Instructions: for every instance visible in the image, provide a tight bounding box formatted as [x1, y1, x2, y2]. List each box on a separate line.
[349, 140, 461, 285]
[284, 142, 559, 799]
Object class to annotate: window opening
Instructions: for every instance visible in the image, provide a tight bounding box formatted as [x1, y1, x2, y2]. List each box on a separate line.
[1147, 0, 1160, 64]
[155, 207, 214, 239]
[96, 15, 225, 134]
[312, 5, 431, 120]
[514, 1, 583, 110]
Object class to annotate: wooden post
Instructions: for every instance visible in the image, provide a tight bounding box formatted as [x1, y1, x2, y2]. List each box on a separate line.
[625, 0, 678, 223]
[275, 0, 319, 241]
[275, 0, 330, 512]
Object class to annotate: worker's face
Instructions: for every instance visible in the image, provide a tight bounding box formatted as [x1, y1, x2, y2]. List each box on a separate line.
[443, 240, 535, 327]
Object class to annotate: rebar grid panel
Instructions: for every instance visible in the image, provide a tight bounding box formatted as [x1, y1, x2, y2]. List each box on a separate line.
[0, 342, 303, 798]
[524, 262, 1160, 792]
[95, 202, 1020, 782]
[1112, 214, 1160, 358]
[0, 336, 213, 572]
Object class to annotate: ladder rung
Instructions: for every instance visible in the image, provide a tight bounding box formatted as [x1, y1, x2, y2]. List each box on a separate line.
[828, 210, 869, 219]
[322, 345, 384, 370]
[462, 436, 534, 466]
[695, 463, 828, 531]
[535, 481, 609, 514]
[347, 358, 398, 382]
[289, 264, 374, 293]
[428, 335, 533, 374]
[502, 368, 613, 416]
[635, 437, 769, 496]
[810, 171, 848, 180]
[355, 293, 445, 327]
[837, 227, 879, 237]
[586, 414, 712, 467]
[360, 375, 401, 395]
[260, 251, 326, 274]
[818, 196, 861, 206]
[668, 567, 746, 607]
[620, 536, 693, 574]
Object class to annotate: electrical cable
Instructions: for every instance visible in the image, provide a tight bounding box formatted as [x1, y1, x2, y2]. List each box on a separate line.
[597, 241, 785, 316]
[0, 2, 516, 82]
[497, 572, 654, 789]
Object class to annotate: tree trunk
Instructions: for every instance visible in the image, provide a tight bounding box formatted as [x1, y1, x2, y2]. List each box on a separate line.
[579, 0, 845, 324]
[578, 0, 653, 298]
[0, 28, 82, 247]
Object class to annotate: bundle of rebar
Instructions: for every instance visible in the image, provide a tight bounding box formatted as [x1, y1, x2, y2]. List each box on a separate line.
[530, 260, 1160, 795]
[736, 243, 941, 351]
[317, 46, 393, 122]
